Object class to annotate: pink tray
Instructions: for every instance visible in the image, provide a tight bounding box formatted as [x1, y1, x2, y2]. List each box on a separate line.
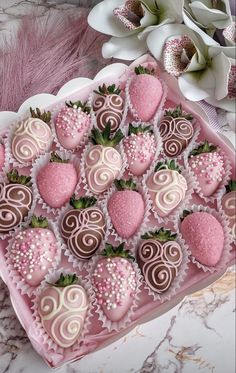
[0, 55, 235, 368]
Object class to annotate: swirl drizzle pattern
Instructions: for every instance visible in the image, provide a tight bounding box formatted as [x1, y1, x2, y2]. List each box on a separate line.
[93, 95, 124, 132]
[12, 118, 52, 163]
[222, 192, 236, 239]
[39, 285, 88, 348]
[138, 240, 183, 293]
[0, 183, 32, 233]
[85, 145, 122, 194]
[61, 207, 106, 259]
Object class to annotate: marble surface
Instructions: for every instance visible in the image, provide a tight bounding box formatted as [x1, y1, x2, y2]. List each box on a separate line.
[0, 1, 235, 372]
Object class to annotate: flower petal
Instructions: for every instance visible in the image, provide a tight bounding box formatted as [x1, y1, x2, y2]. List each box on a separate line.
[158, 0, 184, 23]
[178, 70, 215, 101]
[211, 52, 231, 100]
[102, 35, 148, 60]
[88, 0, 137, 37]
[189, 0, 232, 29]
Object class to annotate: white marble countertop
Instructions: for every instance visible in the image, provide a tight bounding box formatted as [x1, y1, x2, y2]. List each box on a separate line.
[0, 1, 235, 373]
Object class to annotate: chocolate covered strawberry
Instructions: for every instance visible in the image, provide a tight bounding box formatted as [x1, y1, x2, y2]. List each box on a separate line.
[0, 142, 5, 171]
[93, 83, 124, 133]
[189, 140, 225, 197]
[55, 100, 91, 150]
[221, 180, 236, 240]
[85, 123, 124, 195]
[108, 179, 145, 239]
[180, 210, 224, 267]
[11, 107, 52, 164]
[137, 228, 183, 293]
[10, 216, 58, 286]
[37, 152, 77, 209]
[92, 243, 136, 322]
[38, 273, 88, 348]
[61, 196, 106, 260]
[129, 65, 163, 121]
[123, 124, 156, 176]
[0, 170, 33, 234]
[159, 105, 194, 157]
[146, 160, 187, 217]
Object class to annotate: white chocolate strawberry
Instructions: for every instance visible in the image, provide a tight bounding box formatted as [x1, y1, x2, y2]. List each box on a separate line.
[55, 101, 91, 150]
[85, 123, 123, 195]
[189, 141, 225, 197]
[123, 124, 156, 176]
[9, 216, 57, 287]
[92, 243, 136, 322]
[38, 274, 88, 348]
[147, 161, 187, 217]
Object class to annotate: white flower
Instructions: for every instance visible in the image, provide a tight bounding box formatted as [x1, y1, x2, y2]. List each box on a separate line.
[88, 0, 184, 60]
[147, 23, 235, 111]
[223, 16, 235, 45]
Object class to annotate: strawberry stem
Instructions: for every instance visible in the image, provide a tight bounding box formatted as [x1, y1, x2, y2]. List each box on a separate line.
[226, 180, 236, 193]
[128, 123, 152, 136]
[114, 178, 137, 191]
[50, 273, 78, 287]
[134, 65, 154, 75]
[70, 195, 97, 209]
[90, 122, 124, 147]
[50, 152, 69, 163]
[30, 215, 48, 229]
[180, 209, 192, 221]
[154, 160, 181, 173]
[7, 169, 32, 186]
[141, 228, 177, 242]
[189, 140, 217, 157]
[94, 83, 121, 96]
[164, 105, 193, 120]
[65, 100, 91, 114]
[101, 243, 135, 261]
[30, 107, 51, 123]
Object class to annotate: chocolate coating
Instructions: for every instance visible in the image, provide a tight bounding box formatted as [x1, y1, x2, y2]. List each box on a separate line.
[137, 239, 183, 293]
[159, 116, 194, 157]
[93, 94, 124, 133]
[0, 183, 33, 233]
[61, 207, 106, 260]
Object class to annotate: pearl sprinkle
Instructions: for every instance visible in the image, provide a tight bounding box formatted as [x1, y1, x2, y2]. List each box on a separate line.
[55, 106, 90, 139]
[190, 152, 225, 184]
[124, 132, 156, 165]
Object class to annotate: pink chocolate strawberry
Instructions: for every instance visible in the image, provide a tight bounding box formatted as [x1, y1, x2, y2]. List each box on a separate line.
[93, 84, 124, 133]
[129, 65, 163, 121]
[37, 152, 77, 209]
[0, 143, 5, 171]
[55, 100, 91, 150]
[108, 179, 145, 239]
[189, 140, 225, 197]
[180, 210, 224, 267]
[221, 180, 236, 240]
[92, 243, 136, 322]
[123, 123, 156, 176]
[9, 216, 58, 287]
[38, 273, 88, 348]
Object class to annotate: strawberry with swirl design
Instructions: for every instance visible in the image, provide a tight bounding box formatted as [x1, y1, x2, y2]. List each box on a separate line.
[146, 160, 187, 218]
[93, 84, 124, 133]
[11, 107, 52, 164]
[0, 170, 33, 234]
[137, 228, 183, 294]
[84, 123, 124, 195]
[61, 195, 106, 260]
[221, 180, 236, 240]
[159, 105, 194, 158]
[38, 273, 88, 348]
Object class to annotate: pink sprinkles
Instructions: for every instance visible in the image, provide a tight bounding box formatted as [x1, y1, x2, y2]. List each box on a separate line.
[124, 132, 156, 165]
[190, 152, 225, 184]
[55, 106, 90, 139]
[92, 258, 136, 310]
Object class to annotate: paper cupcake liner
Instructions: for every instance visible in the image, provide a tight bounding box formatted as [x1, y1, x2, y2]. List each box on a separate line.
[90, 89, 128, 134]
[31, 267, 94, 354]
[125, 74, 168, 125]
[57, 199, 109, 270]
[5, 219, 62, 296]
[217, 192, 236, 244]
[156, 107, 201, 162]
[183, 142, 232, 204]
[50, 93, 93, 154]
[0, 174, 37, 241]
[102, 181, 151, 247]
[79, 140, 127, 201]
[142, 158, 195, 225]
[31, 150, 80, 216]
[86, 252, 142, 332]
[173, 204, 233, 273]
[135, 232, 190, 302]
[5, 114, 53, 169]
[122, 121, 163, 180]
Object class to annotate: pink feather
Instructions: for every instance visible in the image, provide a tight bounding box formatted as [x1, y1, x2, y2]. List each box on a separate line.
[0, 12, 109, 112]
